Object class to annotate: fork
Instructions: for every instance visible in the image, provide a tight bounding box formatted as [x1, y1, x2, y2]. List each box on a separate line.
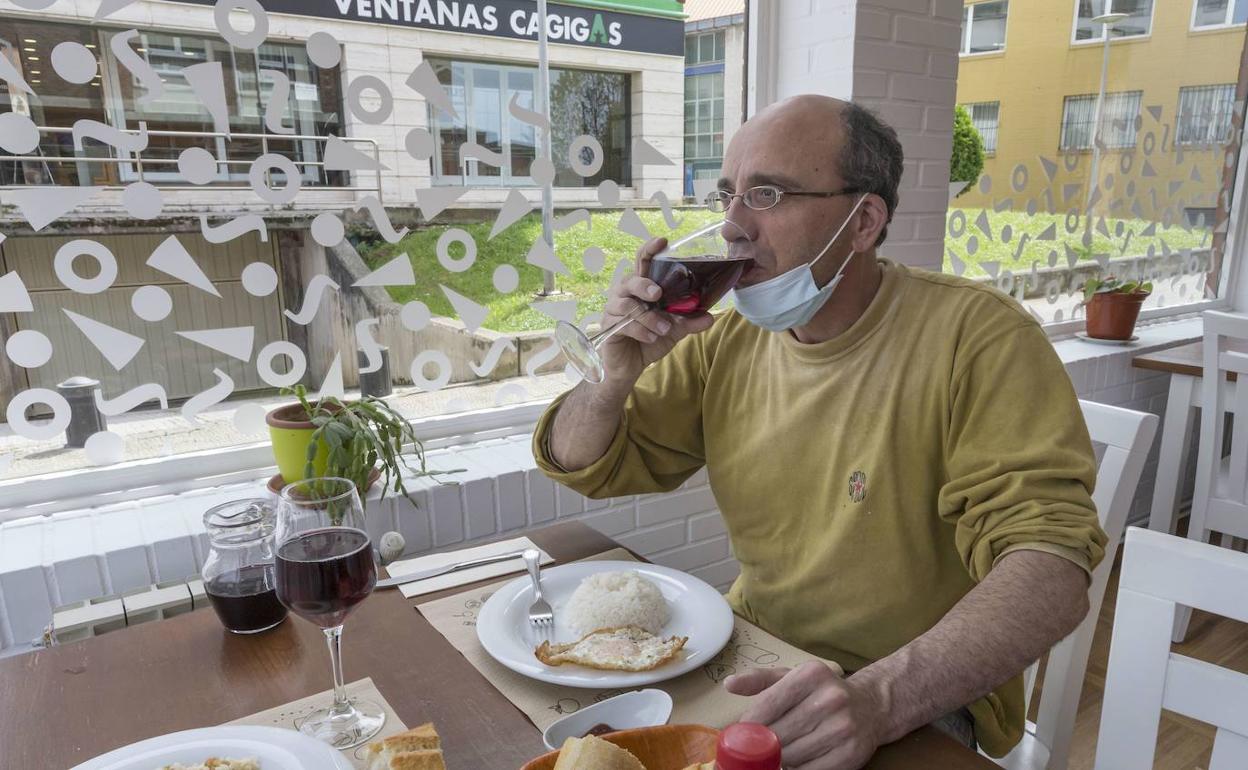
[524, 548, 554, 634]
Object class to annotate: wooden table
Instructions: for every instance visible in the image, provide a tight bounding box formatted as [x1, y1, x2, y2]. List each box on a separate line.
[0, 522, 995, 769]
[1133, 340, 1240, 534]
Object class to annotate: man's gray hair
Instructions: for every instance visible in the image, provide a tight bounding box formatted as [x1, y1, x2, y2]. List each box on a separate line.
[839, 103, 904, 246]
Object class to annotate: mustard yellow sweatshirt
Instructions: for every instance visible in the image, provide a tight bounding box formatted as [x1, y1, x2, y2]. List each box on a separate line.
[532, 259, 1105, 756]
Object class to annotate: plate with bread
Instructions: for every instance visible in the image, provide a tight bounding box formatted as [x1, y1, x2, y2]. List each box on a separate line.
[68, 725, 354, 770]
[476, 562, 734, 688]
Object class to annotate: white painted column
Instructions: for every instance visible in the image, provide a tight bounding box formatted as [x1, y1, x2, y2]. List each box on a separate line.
[749, 0, 963, 271]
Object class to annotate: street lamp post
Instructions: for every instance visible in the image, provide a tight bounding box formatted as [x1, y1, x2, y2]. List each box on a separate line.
[536, 0, 556, 297]
[1085, 8, 1128, 219]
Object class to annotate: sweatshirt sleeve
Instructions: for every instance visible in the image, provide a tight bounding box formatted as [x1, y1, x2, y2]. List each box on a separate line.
[532, 331, 709, 499]
[939, 322, 1107, 582]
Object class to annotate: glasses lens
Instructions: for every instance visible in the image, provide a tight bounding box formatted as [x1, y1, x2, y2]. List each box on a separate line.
[705, 192, 728, 212]
[745, 186, 780, 209]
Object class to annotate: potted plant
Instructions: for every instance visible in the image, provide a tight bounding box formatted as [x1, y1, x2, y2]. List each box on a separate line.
[265, 384, 459, 511]
[1082, 276, 1152, 340]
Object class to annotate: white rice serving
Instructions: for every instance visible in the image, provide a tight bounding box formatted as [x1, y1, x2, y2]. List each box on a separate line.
[564, 570, 670, 636]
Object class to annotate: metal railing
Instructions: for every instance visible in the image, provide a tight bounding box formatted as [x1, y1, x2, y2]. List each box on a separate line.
[0, 126, 384, 203]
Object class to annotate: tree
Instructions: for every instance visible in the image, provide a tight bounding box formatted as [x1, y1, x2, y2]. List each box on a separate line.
[950, 105, 985, 197]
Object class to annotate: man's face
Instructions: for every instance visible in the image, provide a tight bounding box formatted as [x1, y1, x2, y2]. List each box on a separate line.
[717, 103, 861, 288]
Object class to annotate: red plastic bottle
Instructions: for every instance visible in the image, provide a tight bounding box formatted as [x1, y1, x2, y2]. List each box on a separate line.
[715, 722, 782, 770]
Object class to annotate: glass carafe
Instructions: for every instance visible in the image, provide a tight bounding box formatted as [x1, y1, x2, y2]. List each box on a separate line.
[202, 498, 288, 634]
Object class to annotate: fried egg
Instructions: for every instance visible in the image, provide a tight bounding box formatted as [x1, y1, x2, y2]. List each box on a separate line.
[535, 625, 688, 672]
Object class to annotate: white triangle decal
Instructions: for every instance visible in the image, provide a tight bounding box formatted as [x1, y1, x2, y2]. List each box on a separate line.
[64, 310, 145, 371]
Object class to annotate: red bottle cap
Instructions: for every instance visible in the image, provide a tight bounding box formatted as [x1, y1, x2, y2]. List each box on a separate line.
[715, 722, 782, 770]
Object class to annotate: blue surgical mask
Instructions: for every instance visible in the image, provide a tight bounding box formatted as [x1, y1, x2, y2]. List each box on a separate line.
[732, 195, 867, 332]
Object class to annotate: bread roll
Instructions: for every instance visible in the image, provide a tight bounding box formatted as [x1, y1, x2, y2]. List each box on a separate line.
[552, 735, 646, 770]
[365, 723, 446, 770]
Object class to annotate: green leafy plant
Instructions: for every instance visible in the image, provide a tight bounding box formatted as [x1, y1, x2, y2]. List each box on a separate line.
[284, 384, 462, 516]
[1082, 275, 1154, 304]
[950, 105, 985, 197]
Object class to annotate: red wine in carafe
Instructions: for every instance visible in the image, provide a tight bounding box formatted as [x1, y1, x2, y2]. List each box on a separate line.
[205, 564, 287, 633]
[275, 528, 375, 628]
[648, 255, 752, 315]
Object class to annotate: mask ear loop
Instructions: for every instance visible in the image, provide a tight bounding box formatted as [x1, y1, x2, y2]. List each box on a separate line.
[810, 193, 868, 286]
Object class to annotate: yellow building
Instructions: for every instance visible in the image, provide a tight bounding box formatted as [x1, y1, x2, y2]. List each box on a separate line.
[955, 0, 1245, 225]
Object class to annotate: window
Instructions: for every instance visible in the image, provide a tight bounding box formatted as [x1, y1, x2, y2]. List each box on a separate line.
[1074, 0, 1153, 41]
[1060, 91, 1143, 150]
[429, 59, 630, 187]
[964, 101, 1001, 153]
[1177, 84, 1238, 146]
[684, 73, 724, 164]
[106, 30, 344, 185]
[948, 0, 1245, 333]
[961, 2, 1009, 55]
[1193, 0, 1248, 28]
[685, 31, 724, 66]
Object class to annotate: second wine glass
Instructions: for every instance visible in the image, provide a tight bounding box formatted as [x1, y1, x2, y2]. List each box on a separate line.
[273, 476, 384, 749]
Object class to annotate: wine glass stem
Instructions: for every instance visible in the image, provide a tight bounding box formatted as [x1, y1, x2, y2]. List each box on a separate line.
[589, 303, 654, 347]
[324, 625, 351, 716]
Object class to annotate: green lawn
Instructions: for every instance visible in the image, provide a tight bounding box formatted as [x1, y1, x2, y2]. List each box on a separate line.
[358, 207, 1213, 332]
[942, 208, 1211, 278]
[359, 209, 722, 333]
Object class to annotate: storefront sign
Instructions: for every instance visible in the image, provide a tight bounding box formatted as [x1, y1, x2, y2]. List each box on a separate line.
[167, 0, 684, 56]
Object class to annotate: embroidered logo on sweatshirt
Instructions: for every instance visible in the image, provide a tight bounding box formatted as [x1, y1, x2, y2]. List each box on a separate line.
[848, 470, 867, 503]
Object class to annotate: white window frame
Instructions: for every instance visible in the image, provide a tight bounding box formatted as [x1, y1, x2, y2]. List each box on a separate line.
[1071, 0, 1156, 45]
[0, 399, 555, 522]
[960, 1, 1009, 57]
[1191, 0, 1248, 29]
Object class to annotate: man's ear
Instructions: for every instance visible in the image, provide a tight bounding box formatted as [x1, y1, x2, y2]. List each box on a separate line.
[851, 194, 890, 252]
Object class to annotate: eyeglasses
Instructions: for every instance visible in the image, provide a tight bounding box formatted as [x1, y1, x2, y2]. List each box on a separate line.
[704, 185, 861, 213]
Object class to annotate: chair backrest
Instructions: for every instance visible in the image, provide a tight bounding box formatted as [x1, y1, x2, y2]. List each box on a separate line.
[1094, 527, 1248, 770]
[1199, 310, 1248, 538]
[1018, 400, 1157, 769]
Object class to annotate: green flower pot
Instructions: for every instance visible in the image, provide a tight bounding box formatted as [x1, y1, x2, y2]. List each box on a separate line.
[265, 401, 331, 483]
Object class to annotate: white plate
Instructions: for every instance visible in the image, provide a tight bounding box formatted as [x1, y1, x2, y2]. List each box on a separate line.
[1075, 332, 1140, 345]
[476, 560, 734, 689]
[70, 725, 354, 770]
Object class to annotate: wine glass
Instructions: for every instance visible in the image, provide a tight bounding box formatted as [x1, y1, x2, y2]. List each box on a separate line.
[555, 217, 752, 384]
[274, 476, 385, 749]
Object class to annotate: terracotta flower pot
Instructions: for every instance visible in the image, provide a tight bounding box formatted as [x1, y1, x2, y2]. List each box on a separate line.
[1085, 291, 1148, 340]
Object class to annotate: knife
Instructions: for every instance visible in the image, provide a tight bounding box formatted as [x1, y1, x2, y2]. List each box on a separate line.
[375, 549, 530, 589]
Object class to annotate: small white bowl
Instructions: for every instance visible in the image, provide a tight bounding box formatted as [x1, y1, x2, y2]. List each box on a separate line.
[541, 689, 674, 751]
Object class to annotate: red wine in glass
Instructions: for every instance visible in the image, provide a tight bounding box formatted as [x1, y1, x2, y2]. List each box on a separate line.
[205, 564, 287, 634]
[648, 255, 753, 315]
[275, 527, 376, 629]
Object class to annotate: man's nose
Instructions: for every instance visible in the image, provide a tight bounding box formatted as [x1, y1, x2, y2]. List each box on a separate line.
[721, 201, 758, 243]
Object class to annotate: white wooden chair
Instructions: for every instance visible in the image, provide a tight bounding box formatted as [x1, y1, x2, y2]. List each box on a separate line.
[994, 400, 1158, 770]
[1173, 310, 1248, 643]
[1095, 527, 1248, 769]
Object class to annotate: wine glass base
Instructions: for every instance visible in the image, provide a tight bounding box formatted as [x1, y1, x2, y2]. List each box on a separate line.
[555, 320, 605, 384]
[296, 696, 386, 749]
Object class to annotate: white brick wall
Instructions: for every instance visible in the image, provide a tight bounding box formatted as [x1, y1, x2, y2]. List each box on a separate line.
[750, 0, 962, 271]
